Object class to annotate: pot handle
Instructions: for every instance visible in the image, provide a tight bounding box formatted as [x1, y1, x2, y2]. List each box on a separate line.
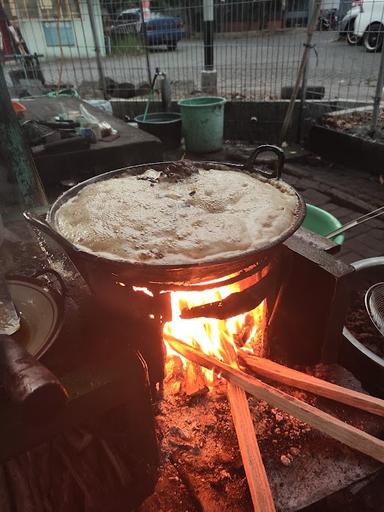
[243, 145, 284, 180]
[24, 211, 68, 248]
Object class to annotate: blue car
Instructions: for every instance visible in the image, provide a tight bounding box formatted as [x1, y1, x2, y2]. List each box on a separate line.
[111, 9, 185, 51]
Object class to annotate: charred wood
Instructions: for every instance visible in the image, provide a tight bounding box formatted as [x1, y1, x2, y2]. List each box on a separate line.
[180, 274, 272, 320]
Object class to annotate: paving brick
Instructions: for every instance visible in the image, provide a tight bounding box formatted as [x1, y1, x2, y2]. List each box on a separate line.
[283, 160, 382, 262]
[366, 228, 384, 241]
[356, 234, 384, 252]
[348, 243, 381, 258]
[285, 164, 311, 178]
[284, 176, 301, 187]
[320, 203, 342, 214]
[343, 224, 378, 238]
[294, 177, 319, 190]
[370, 218, 384, 230]
[330, 207, 356, 222]
[339, 252, 362, 264]
[301, 188, 331, 206]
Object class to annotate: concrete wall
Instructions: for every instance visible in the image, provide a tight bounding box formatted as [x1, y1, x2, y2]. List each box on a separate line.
[19, 0, 105, 59]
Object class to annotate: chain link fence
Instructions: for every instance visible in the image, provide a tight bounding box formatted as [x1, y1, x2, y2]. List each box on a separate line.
[1, 0, 383, 114]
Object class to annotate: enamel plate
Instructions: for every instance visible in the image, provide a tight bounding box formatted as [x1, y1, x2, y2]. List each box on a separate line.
[6, 274, 64, 359]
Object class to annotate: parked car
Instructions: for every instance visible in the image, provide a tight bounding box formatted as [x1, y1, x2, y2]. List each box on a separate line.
[339, 0, 363, 44]
[353, 0, 384, 51]
[111, 8, 149, 35]
[111, 9, 185, 51]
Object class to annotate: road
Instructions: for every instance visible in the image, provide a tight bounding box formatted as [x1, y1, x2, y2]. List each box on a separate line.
[11, 30, 382, 103]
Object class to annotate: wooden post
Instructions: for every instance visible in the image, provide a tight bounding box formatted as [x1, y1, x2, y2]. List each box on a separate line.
[139, 0, 152, 86]
[0, 61, 47, 208]
[86, 0, 106, 97]
[279, 0, 322, 144]
[0, 335, 68, 421]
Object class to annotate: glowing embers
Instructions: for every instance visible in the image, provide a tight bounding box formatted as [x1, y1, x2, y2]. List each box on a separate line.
[163, 272, 267, 390]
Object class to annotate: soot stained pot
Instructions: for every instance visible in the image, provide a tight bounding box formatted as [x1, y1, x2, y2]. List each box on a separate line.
[24, 145, 306, 312]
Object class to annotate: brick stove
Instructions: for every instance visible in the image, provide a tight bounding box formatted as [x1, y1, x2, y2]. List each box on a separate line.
[125, 227, 354, 398]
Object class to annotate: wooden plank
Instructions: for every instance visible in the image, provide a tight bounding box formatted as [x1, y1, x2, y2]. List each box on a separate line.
[226, 384, 276, 512]
[165, 335, 384, 465]
[208, 338, 274, 512]
[239, 352, 384, 417]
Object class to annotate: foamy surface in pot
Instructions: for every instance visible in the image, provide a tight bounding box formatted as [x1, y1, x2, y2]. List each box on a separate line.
[54, 168, 299, 264]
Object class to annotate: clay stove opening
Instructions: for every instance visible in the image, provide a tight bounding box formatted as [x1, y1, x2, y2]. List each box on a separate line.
[163, 270, 269, 394]
[129, 258, 277, 398]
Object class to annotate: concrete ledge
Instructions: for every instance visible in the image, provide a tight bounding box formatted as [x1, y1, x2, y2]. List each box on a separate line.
[112, 99, 369, 144]
[308, 124, 384, 175]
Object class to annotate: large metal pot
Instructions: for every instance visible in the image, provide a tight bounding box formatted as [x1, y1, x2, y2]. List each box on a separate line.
[24, 146, 305, 304]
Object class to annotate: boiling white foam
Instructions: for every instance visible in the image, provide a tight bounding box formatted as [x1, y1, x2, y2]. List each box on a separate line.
[54, 168, 299, 264]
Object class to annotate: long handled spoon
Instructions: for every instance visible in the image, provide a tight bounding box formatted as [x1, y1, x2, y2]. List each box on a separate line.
[326, 205, 384, 240]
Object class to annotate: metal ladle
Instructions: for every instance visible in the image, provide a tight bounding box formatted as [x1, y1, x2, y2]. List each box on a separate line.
[365, 282, 384, 337]
[326, 205, 384, 240]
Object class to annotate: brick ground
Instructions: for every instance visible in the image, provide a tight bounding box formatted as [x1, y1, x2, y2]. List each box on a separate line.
[283, 158, 383, 264]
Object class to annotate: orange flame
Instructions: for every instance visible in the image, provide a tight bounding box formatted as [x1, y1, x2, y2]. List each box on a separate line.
[163, 274, 266, 386]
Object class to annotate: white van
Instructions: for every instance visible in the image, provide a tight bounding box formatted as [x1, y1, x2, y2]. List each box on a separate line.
[339, 0, 364, 44]
[354, 0, 384, 51]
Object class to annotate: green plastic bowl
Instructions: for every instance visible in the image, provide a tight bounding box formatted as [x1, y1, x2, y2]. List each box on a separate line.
[303, 203, 345, 244]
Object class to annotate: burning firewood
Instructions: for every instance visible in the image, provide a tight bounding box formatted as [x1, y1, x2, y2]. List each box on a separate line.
[165, 334, 384, 465]
[239, 351, 384, 418]
[180, 275, 271, 320]
[220, 336, 276, 512]
[183, 362, 209, 397]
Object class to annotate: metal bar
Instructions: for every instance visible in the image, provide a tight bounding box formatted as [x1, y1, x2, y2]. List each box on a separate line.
[203, 20, 214, 70]
[86, 0, 106, 97]
[0, 61, 47, 208]
[297, 8, 312, 142]
[203, 0, 214, 70]
[139, 0, 152, 86]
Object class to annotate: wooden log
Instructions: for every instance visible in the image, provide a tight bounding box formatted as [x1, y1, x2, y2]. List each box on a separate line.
[183, 362, 209, 397]
[180, 274, 271, 320]
[239, 351, 384, 418]
[165, 334, 384, 465]
[0, 334, 68, 422]
[215, 337, 275, 512]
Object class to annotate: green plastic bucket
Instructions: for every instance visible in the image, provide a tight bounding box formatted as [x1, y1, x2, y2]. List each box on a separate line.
[178, 96, 226, 153]
[303, 203, 345, 244]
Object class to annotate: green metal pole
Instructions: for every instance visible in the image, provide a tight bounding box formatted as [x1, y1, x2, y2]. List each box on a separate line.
[0, 60, 47, 208]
